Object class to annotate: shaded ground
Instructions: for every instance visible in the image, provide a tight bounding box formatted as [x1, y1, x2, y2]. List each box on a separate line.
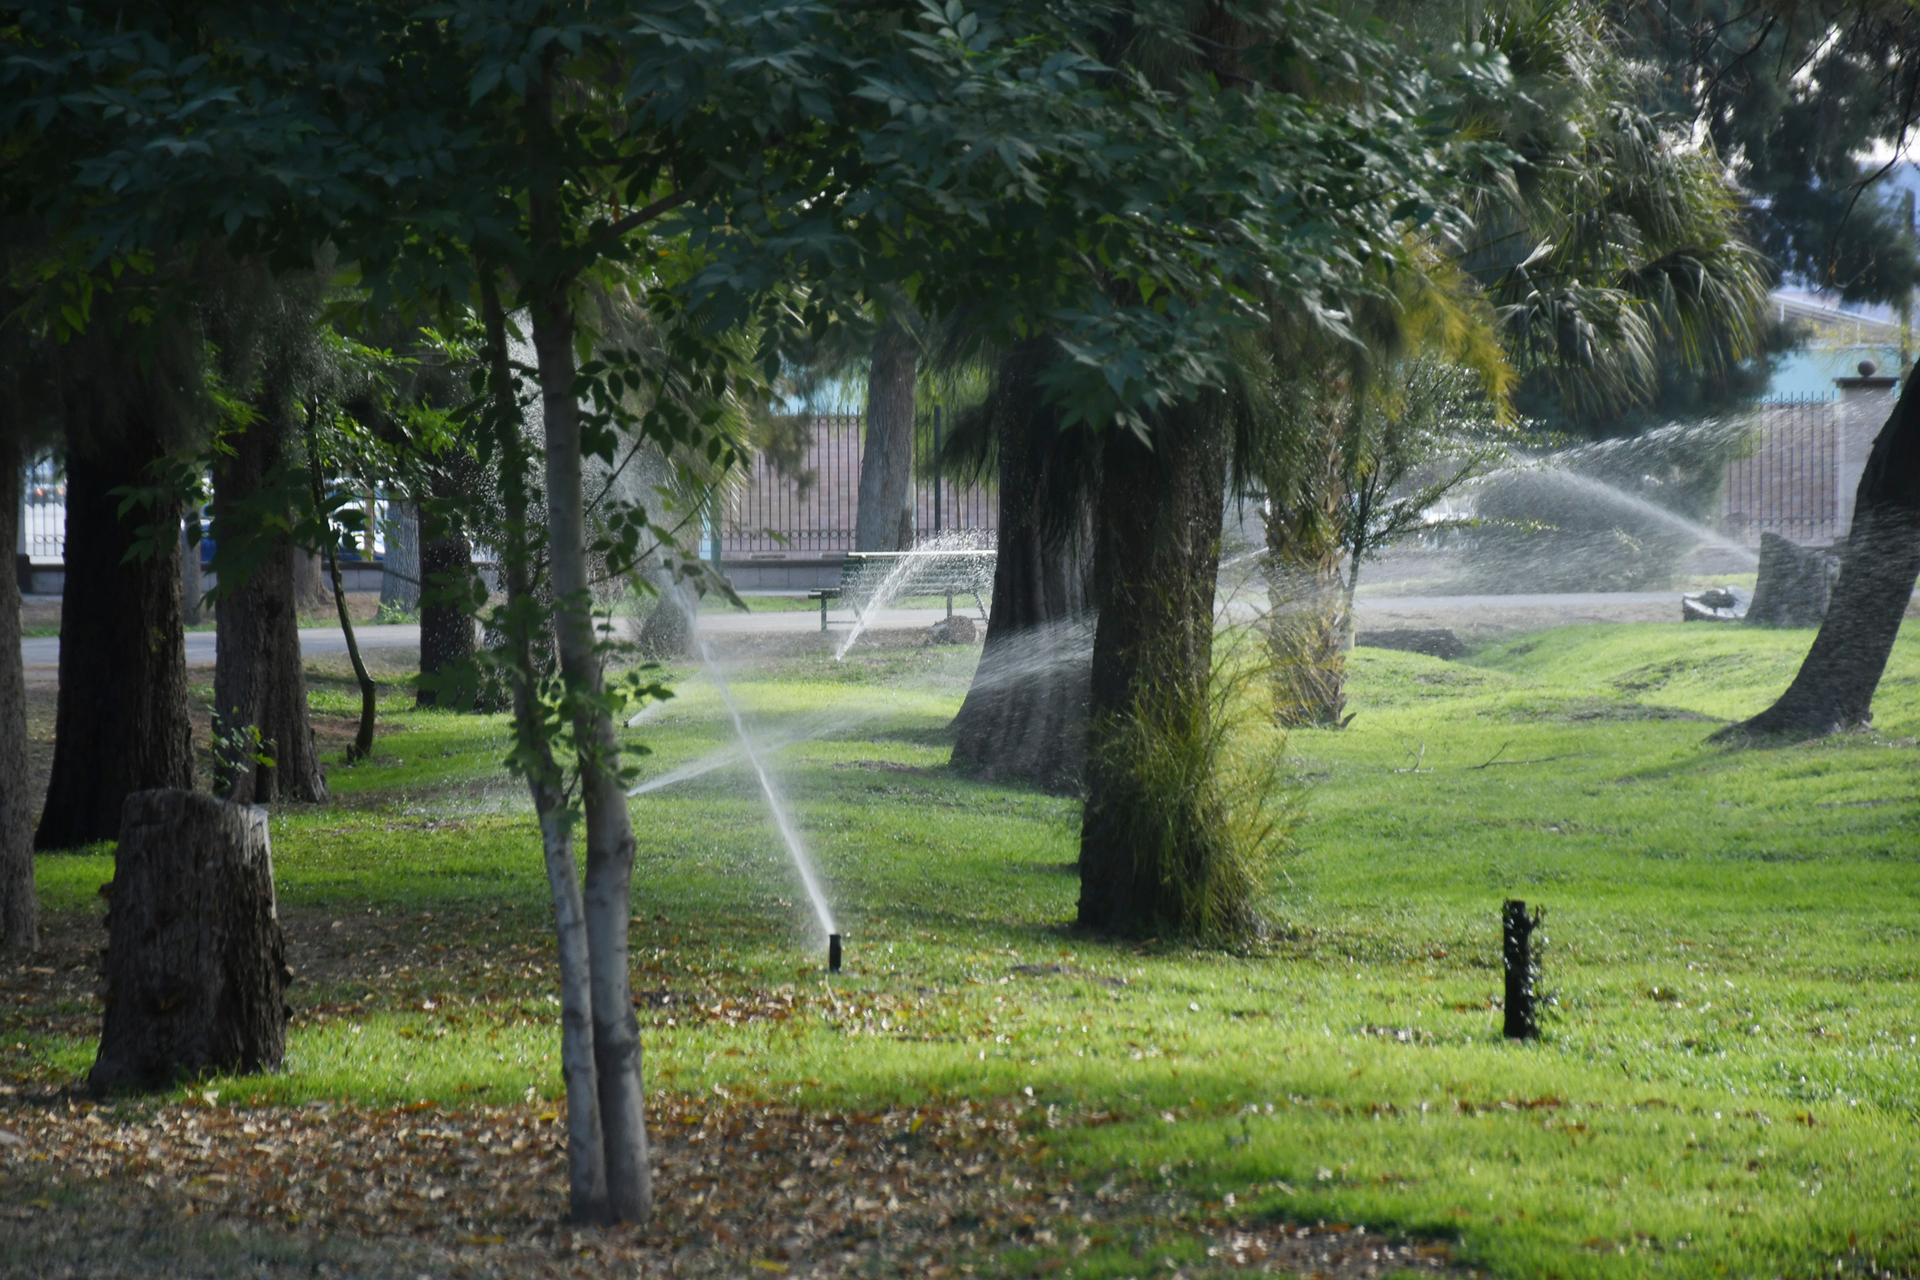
[0, 911, 1466, 1280]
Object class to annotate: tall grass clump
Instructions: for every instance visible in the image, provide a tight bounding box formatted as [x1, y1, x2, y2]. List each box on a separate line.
[1089, 626, 1297, 944]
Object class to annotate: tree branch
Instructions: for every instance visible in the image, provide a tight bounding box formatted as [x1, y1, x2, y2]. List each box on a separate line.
[592, 172, 716, 248]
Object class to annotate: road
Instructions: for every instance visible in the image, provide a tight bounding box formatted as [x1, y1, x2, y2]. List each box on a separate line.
[21, 623, 422, 682]
[18, 590, 1702, 679]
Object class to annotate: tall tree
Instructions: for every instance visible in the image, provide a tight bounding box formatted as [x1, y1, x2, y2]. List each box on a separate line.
[1718, 378, 1920, 735]
[414, 472, 480, 709]
[854, 314, 918, 551]
[948, 338, 1095, 792]
[36, 307, 200, 849]
[196, 257, 334, 805]
[1619, 0, 1920, 307]
[0, 227, 55, 948]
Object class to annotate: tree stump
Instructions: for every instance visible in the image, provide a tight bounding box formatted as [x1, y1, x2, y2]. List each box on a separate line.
[1746, 532, 1840, 628]
[89, 789, 289, 1093]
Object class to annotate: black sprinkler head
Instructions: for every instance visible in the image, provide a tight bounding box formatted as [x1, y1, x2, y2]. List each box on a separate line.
[828, 933, 842, 973]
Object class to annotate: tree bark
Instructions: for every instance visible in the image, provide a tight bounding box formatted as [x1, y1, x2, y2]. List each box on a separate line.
[36, 430, 194, 850]
[481, 271, 608, 1223]
[854, 318, 917, 552]
[1718, 377, 1920, 736]
[511, 64, 653, 1211]
[89, 788, 287, 1093]
[1744, 532, 1837, 628]
[635, 571, 696, 660]
[415, 521, 478, 708]
[210, 412, 327, 805]
[1264, 428, 1350, 727]
[309, 432, 378, 762]
[1076, 399, 1235, 937]
[380, 497, 421, 611]
[292, 547, 326, 613]
[950, 340, 1093, 793]
[0, 446, 34, 950]
[181, 513, 204, 627]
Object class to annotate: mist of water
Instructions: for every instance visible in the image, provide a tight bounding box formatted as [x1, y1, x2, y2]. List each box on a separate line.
[1527, 470, 1759, 569]
[626, 709, 874, 796]
[691, 634, 836, 938]
[967, 617, 1095, 692]
[833, 531, 993, 661]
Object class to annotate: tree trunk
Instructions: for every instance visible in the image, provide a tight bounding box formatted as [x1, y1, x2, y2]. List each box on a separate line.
[950, 339, 1093, 793]
[181, 513, 204, 627]
[416, 523, 477, 708]
[854, 318, 917, 552]
[1076, 399, 1236, 938]
[380, 497, 421, 611]
[529, 246, 650, 1218]
[88, 788, 287, 1093]
[292, 547, 326, 613]
[481, 271, 608, 1222]
[1744, 532, 1838, 628]
[1264, 430, 1350, 727]
[210, 413, 327, 805]
[1719, 377, 1920, 736]
[0, 446, 34, 951]
[310, 433, 378, 763]
[36, 432, 194, 850]
[635, 571, 696, 660]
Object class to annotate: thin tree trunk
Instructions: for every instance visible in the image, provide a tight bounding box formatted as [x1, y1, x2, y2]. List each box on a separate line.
[210, 410, 327, 805]
[854, 318, 917, 552]
[324, 541, 377, 760]
[415, 519, 477, 708]
[481, 272, 608, 1222]
[530, 278, 651, 1224]
[951, 339, 1093, 792]
[307, 427, 377, 762]
[0, 445, 34, 949]
[1076, 399, 1233, 937]
[1718, 376, 1920, 737]
[37, 429, 194, 850]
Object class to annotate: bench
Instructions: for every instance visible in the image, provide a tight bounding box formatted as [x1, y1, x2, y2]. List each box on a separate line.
[809, 549, 996, 632]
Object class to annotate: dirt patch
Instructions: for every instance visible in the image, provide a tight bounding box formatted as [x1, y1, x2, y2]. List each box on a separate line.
[0, 1094, 1469, 1279]
[1355, 600, 1678, 640]
[1497, 699, 1718, 724]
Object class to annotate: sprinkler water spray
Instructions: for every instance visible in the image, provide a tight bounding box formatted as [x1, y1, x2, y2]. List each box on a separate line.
[829, 933, 842, 973]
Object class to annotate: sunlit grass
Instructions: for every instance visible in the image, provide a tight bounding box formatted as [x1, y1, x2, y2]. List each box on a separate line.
[26, 619, 1920, 1277]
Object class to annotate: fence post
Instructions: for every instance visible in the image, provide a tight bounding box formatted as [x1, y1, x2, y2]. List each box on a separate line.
[932, 405, 944, 536]
[1502, 899, 1542, 1040]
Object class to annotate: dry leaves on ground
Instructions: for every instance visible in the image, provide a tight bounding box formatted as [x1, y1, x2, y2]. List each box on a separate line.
[0, 1091, 1471, 1279]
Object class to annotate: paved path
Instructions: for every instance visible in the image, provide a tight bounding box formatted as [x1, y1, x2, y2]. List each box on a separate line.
[22, 623, 422, 681]
[19, 591, 1702, 677]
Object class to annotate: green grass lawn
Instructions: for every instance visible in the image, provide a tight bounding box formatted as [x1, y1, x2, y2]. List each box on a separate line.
[18, 619, 1920, 1278]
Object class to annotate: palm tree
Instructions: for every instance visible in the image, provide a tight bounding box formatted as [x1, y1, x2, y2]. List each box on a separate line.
[1261, 0, 1770, 727]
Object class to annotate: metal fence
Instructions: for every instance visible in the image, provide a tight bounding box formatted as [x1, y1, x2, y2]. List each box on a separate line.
[20, 459, 65, 560]
[1720, 396, 1840, 546]
[14, 461, 397, 565]
[720, 413, 997, 557]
